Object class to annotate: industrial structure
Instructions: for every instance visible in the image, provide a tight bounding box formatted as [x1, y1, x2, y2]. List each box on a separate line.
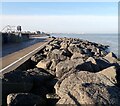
[1, 25, 30, 44]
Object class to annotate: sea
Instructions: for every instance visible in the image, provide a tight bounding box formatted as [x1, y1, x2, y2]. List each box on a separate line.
[51, 34, 119, 57]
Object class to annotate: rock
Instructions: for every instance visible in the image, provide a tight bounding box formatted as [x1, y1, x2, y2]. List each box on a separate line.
[76, 61, 94, 72]
[46, 93, 60, 99]
[82, 49, 92, 56]
[61, 49, 72, 57]
[27, 68, 54, 97]
[116, 66, 120, 87]
[68, 45, 83, 54]
[52, 44, 60, 49]
[31, 86, 49, 98]
[45, 78, 58, 91]
[60, 42, 68, 49]
[55, 71, 120, 105]
[96, 58, 111, 70]
[45, 45, 53, 51]
[50, 40, 60, 45]
[27, 68, 53, 85]
[2, 70, 33, 95]
[86, 57, 96, 64]
[31, 54, 45, 62]
[47, 51, 67, 61]
[7, 93, 46, 106]
[105, 52, 117, 58]
[71, 53, 86, 59]
[49, 59, 60, 73]
[36, 59, 51, 70]
[98, 66, 117, 84]
[52, 49, 61, 55]
[91, 46, 98, 53]
[86, 57, 100, 72]
[101, 50, 107, 56]
[104, 52, 117, 63]
[56, 59, 84, 78]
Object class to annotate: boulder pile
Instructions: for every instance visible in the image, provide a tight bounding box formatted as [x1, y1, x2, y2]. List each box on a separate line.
[2, 37, 120, 105]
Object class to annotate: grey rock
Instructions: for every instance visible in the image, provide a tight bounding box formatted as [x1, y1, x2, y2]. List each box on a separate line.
[47, 51, 67, 61]
[86, 57, 100, 72]
[61, 49, 72, 57]
[45, 45, 53, 52]
[60, 42, 68, 49]
[104, 52, 117, 64]
[46, 93, 60, 99]
[98, 66, 117, 84]
[2, 70, 33, 95]
[56, 59, 84, 78]
[82, 49, 92, 56]
[36, 59, 52, 70]
[27, 68, 53, 85]
[7, 93, 46, 106]
[55, 71, 120, 105]
[71, 52, 86, 59]
[68, 45, 83, 54]
[50, 59, 60, 72]
[96, 58, 111, 70]
[76, 61, 94, 72]
[52, 49, 61, 55]
[31, 54, 45, 62]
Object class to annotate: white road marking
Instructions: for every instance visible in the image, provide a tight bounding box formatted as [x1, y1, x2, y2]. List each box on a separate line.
[0, 39, 52, 73]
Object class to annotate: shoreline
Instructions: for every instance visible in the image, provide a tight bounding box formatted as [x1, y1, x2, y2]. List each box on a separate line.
[52, 33, 118, 57]
[1, 36, 120, 105]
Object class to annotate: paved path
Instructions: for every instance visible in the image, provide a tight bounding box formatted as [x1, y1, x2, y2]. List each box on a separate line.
[0, 38, 52, 73]
[2, 37, 47, 57]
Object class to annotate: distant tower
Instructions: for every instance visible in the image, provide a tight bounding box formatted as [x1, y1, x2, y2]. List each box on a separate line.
[17, 26, 22, 37]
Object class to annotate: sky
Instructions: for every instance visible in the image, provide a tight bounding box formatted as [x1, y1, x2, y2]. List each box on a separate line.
[1, 2, 118, 33]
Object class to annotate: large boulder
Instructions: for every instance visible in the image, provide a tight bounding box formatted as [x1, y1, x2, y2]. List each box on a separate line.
[56, 59, 84, 78]
[68, 45, 84, 54]
[7, 93, 46, 106]
[27, 68, 53, 85]
[60, 42, 68, 49]
[52, 49, 61, 55]
[104, 52, 117, 64]
[36, 59, 51, 70]
[27, 68, 53, 97]
[86, 57, 100, 72]
[55, 71, 120, 105]
[47, 51, 67, 61]
[82, 48, 92, 56]
[45, 45, 53, 52]
[2, 70, 33, 95]
[31, 54, 45, 62]
[98, 66, 117, 84]
[49, 59, 60, 75]
[71, 52, 86, 59]
[61, 49, 72, 57]
[76, 61, 94, 72]
[96, 58, 111, 70]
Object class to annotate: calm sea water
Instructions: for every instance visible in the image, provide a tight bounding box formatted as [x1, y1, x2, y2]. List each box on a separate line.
[51, 34, 118, 57]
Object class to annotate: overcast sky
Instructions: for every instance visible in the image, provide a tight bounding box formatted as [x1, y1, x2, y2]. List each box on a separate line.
[1, 2, 118, 33]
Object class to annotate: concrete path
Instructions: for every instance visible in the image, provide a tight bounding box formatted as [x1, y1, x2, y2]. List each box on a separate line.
[2, 37, 47, 57]
[0, 37, 52, 74]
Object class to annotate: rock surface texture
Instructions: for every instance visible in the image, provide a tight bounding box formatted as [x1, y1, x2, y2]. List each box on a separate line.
[2, 37, 120, 105]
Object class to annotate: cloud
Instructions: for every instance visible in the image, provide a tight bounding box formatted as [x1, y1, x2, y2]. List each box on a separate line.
[1, 15, 118, 33]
